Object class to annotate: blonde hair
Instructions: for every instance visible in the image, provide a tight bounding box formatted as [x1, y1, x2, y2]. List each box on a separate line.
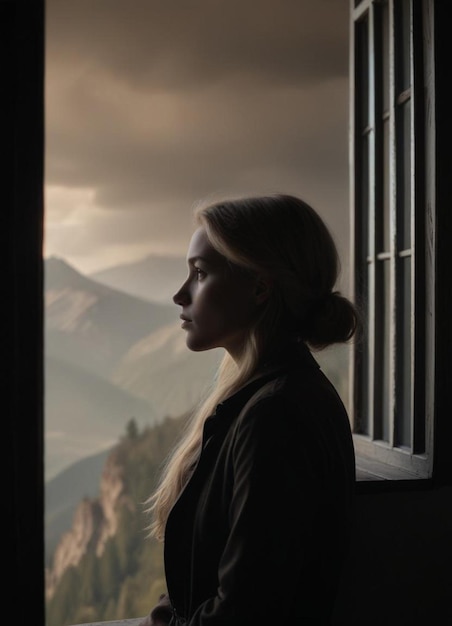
[144, 194, 359, 540]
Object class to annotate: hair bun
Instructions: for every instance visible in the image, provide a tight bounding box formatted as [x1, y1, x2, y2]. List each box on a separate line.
[303, 291, 359, 349]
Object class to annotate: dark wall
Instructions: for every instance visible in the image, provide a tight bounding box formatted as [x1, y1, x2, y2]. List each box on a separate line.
[5, 1, 45, 624]
[333, 486, 452, 625]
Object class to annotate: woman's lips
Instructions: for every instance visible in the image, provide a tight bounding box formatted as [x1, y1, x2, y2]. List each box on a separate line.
[180, 315, 192, 328]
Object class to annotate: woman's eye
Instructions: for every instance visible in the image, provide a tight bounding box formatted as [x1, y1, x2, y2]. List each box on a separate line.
[195, 268, 206, 280]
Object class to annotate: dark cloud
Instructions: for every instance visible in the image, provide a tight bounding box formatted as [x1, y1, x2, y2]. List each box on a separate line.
[46, 0, 349, 89]
[45, 0, 351, 272]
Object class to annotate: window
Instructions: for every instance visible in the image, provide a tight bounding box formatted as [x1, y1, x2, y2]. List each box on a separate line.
[350, 0, 435, 480]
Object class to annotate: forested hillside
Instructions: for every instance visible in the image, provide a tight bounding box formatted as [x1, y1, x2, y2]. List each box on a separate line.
[45, 415, 186, 626]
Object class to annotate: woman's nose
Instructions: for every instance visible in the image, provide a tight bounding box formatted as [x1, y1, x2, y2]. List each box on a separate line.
[173, 281, 190, 305]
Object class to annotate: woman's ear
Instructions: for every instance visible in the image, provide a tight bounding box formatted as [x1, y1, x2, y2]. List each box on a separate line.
[254, 276, 273, 305]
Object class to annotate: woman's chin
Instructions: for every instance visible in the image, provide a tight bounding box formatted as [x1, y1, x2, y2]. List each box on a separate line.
[185, 336, 216, 353]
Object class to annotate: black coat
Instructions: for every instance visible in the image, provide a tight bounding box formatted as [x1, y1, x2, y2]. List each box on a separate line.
[151, 343, 355, 626]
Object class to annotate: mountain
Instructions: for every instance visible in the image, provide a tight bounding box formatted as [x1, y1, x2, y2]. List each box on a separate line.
[45, 256, 178, 379]
[89, 254, 187, 304]
[45, 418, 184, 626]
[44, 256, 223, 480]
[45, 355, 158, 481]
[45, 447, 111, 565]
[112, 322, 223, 420]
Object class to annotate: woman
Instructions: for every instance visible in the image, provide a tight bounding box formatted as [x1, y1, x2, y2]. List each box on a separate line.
[139, 193, 359, 626]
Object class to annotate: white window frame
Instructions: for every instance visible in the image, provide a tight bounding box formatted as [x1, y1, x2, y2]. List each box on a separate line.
[349, 0, 435, 481]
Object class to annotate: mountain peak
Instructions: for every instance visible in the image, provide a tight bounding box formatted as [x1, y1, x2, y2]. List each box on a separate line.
[45, 256, 91, 290]
[89, 254, 186, 304]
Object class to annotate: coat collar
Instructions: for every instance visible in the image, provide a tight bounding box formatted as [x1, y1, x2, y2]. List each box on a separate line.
[210, 341, 320, 425]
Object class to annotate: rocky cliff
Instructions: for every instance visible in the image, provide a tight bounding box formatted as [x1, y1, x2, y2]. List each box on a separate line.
[46, 450, 132, 599]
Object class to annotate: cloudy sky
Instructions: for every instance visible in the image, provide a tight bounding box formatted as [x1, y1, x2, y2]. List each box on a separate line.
[44, 0, 351, 280]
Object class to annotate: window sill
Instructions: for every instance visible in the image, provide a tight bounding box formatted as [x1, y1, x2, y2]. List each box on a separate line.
[352, 431, 432, 491]
[355, 452, 433, 493]
[356, 453, 421, 480]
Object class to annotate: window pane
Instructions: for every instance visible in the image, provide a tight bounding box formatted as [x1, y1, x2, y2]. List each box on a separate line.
[398, 100, 412, 249]
[396, 255, 412, 448]
[376, 2, 390, 255]
[395, 0, 411, 93]
[356, 15, 372, 259]
[357, 263, 373, 436]
[382, 116, 390, 252]
[381, 1, 390, 112]
[357, 17, 369, 130]
[360, 134, 370, 259]
[375, 259, 391, 442]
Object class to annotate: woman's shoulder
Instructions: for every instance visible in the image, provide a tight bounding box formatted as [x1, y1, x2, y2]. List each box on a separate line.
[236, 362, 348, 431]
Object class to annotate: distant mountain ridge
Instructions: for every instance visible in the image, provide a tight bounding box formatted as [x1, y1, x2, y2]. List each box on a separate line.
[45, 354, 158, 480]
[46, 256, 178, 377]
[89, 253, 187, 304]
[44, 256, 223, 481]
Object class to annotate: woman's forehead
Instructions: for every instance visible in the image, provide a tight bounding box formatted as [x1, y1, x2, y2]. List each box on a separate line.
[186, 227, 224, 265]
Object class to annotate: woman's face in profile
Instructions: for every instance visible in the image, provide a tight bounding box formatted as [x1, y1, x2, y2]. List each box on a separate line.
[173, 227, 258, 361]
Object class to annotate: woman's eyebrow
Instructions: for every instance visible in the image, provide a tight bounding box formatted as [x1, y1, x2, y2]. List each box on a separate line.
[187, 256, 208, 265]
[187, 255, 213, 266]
